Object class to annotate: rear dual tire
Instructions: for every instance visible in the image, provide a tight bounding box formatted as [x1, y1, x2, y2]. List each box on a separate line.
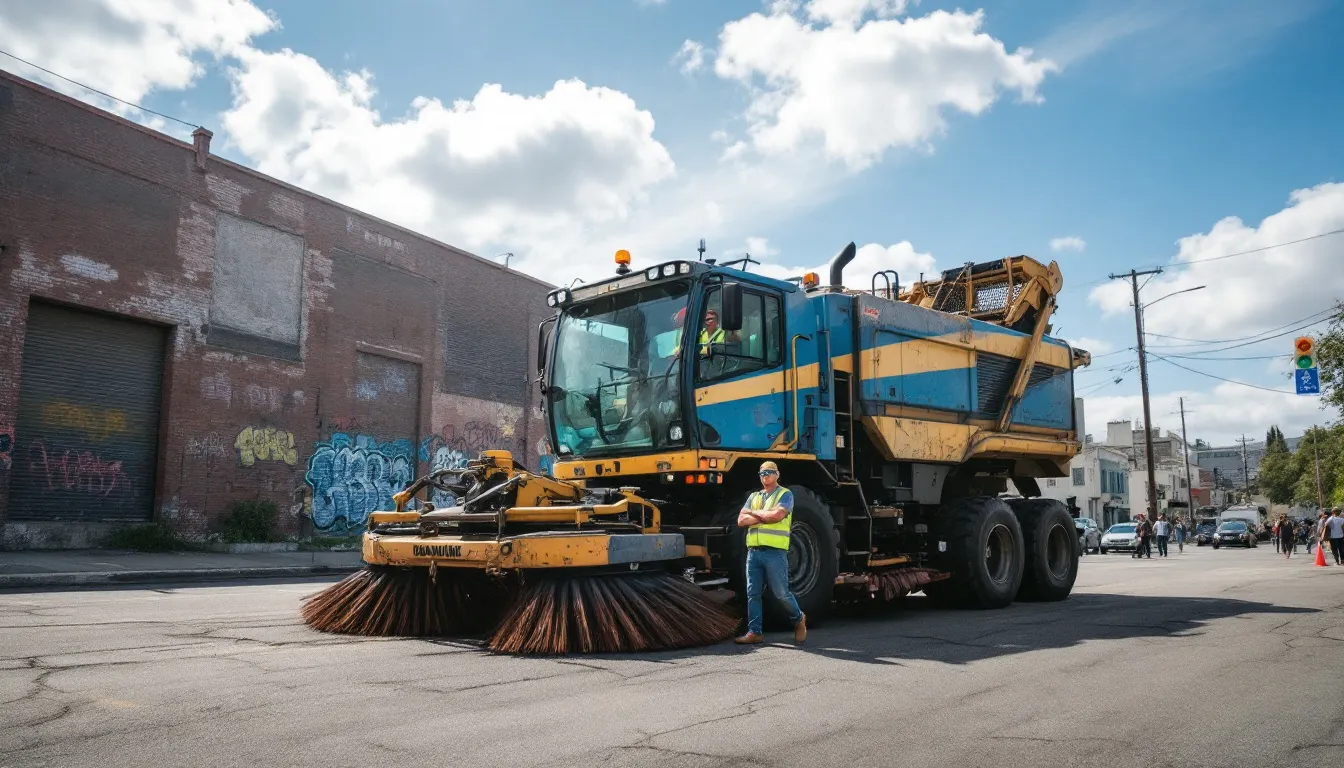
[927, 496, 1079, 608]
[926, 496, 1024, 609]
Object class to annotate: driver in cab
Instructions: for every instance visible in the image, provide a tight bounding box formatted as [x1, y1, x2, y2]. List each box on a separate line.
[671, 308, 740, 356]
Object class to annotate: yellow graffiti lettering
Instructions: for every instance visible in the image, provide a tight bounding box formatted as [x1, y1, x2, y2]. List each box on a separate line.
[40, 402, 129, 441]
[234, 426, 297, 467]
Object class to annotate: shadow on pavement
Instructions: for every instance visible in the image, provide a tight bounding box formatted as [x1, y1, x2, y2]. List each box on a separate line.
[632, 592, 1320, 667]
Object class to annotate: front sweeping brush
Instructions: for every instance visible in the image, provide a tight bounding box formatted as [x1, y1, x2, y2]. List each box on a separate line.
[487, 571, 740, 655]
[301, 566, 513, 637]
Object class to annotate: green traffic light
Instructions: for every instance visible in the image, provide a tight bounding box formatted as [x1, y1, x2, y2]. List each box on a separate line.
[1297, 355, 1315, 369]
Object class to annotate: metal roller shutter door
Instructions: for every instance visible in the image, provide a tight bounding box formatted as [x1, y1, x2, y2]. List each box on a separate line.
[9, 302, 167, 521]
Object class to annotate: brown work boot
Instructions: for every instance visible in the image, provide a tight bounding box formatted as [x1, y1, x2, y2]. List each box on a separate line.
[734, 632, 764, 645]
[794, 614, 807, 644]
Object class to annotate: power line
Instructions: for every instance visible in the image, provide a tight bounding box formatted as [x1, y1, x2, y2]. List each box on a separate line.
[1148, 352, 1295, 394]
[1171, 227, 1344, 267]
[0, 48, 199, 130]
[1068, 229, 1344, 291]
[1144, 307, 1338, 347]
[1159, 353, 1291, 362]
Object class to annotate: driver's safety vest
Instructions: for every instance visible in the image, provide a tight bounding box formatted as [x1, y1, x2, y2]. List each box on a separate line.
[745, 486, 792, 550]
[698, 327, 725, 355]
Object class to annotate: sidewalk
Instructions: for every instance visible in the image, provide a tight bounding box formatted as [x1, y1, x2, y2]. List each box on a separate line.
[0, 549, 364, 589]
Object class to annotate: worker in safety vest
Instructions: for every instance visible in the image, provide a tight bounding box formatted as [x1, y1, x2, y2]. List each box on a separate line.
[672, 308, 737, 356]
[734, 460, 807, 645]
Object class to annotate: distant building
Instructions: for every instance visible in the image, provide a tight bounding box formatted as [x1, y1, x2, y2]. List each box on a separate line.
[1039, 443, 1132, 528]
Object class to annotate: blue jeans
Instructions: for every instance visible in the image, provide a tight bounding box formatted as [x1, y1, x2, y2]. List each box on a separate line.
[746, 546, 803, 634]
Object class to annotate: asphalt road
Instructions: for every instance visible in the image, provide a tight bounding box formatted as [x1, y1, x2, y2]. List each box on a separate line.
[3, 544, 1343, 768]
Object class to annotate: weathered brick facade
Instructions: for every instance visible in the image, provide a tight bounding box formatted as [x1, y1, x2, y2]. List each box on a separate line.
[0, 72, 554, 549]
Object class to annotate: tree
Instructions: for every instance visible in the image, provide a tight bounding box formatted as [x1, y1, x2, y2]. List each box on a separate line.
[1316, 302, 1344, 411]
[1259, 424, 1295, 504]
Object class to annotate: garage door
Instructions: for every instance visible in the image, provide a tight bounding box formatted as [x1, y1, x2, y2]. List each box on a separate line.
[8, 303, 167, 521]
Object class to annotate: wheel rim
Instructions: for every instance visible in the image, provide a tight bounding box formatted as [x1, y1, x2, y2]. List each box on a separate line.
[788, 521, 821, 596]
[1045, 523, 1073, 580]
[984, 523, 1014, 585]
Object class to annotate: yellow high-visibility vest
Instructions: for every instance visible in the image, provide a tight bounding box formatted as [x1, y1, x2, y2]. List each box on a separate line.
[699, 327, 725, 355]
[745, 486, 792, 550]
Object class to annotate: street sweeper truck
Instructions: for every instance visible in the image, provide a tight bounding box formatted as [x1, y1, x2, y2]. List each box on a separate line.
[304, 244, 1091, 654]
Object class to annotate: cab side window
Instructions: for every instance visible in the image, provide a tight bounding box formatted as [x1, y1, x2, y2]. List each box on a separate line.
[695, 289, 783, 383]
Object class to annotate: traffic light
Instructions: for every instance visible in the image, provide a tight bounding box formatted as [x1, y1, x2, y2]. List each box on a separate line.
[1294, 336, 1316, 370]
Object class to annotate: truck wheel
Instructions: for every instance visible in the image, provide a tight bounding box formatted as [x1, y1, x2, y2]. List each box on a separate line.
[775, 486, 839, 626]
[932, 496, 1024, 609]
[1008, 498, 1079, 602]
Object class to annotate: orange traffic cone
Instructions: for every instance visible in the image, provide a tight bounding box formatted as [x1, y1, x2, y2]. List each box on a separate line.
[1315, 541, 1327, 567]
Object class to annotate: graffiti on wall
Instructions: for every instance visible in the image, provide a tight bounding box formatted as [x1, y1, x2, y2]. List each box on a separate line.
[234, 426, 298, 467]
[0, 425, 13, 471]
[418, 421, 514, 506]
[40, 401, 128, 441]
[26, 440, 133, 499]
[186, 432, 228, 461]
[305, 433, 415, 533]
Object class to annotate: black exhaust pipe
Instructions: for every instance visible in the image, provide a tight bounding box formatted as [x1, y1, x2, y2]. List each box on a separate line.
[829, 242, 857, 289]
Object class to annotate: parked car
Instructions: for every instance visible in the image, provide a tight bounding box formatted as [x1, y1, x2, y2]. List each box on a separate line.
[1075, 518, 1101, 554]
[1194, 522, 1217, 546]
[1212, 520, 1257, 549]
[1101, 522, 1139, 554]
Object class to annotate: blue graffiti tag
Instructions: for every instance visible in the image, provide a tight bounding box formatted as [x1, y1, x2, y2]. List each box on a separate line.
[305, 433, 415, 534]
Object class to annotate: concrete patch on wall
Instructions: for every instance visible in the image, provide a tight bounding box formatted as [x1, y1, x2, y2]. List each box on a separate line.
[59, 254, 118, 282]
[234, 426, 298, 467]
[209, 213, 304, 352]
[305, 433, 414, 533]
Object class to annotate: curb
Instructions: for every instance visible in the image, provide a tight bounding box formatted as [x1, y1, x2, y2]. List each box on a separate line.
[0, 564, 363, 589]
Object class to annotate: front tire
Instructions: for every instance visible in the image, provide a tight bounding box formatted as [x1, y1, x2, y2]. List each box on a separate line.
[778, 486, 839, 625]
[1008, 499, 1080, 602]
[931, 496, 1024, 609]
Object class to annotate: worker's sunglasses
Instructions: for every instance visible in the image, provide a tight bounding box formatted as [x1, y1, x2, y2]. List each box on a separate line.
[758, 470, 777, 477]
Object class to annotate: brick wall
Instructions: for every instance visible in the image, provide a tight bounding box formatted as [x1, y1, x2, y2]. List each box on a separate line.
[0, 72, 553, 549]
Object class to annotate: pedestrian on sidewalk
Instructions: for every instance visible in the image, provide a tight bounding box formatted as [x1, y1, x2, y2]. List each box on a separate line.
[1154, 514, 1171, 558]
[1273, 517, 1281, 553]
[1133, 515, 1153, 559]
[1278, 515, 1295, 560]
[1327, 508, 1344, 566]
[1175, 518, 1186, 553]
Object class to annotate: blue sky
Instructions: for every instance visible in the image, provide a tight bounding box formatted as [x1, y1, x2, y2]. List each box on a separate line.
[1, 0, 1341, 444]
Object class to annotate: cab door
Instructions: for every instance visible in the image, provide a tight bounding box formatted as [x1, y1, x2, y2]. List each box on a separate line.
[691, 286, 787, 451]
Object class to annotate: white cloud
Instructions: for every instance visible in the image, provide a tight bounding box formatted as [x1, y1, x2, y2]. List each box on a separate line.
[724, 236, 780, 261]
[1089, 182, 1344, 340]
[713, 2, 1057, 168]
[806, 0, 911, 26]
[1050, 236, 1087, 253]
[1083, 383, 1335, 448]
[755, 240, 936, 288]
[1071, 336, 1115, 355]
[672, 40, 705, 75]
[221, 48, 675, 273]
[0, 0, 274, 114]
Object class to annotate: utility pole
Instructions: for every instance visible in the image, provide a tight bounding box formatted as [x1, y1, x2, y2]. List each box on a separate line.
[1236, 434, 1252, 504]
[1110, 268, 1164, 521]
[1179, 397, 1194, 518]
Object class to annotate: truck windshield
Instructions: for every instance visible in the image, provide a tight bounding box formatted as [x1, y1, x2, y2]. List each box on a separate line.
[549, 281, 690, 457]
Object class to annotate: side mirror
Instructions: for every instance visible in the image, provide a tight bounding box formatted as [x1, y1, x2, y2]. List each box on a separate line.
[536, 315, 557, 382]
[720, 282, 743, 331]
